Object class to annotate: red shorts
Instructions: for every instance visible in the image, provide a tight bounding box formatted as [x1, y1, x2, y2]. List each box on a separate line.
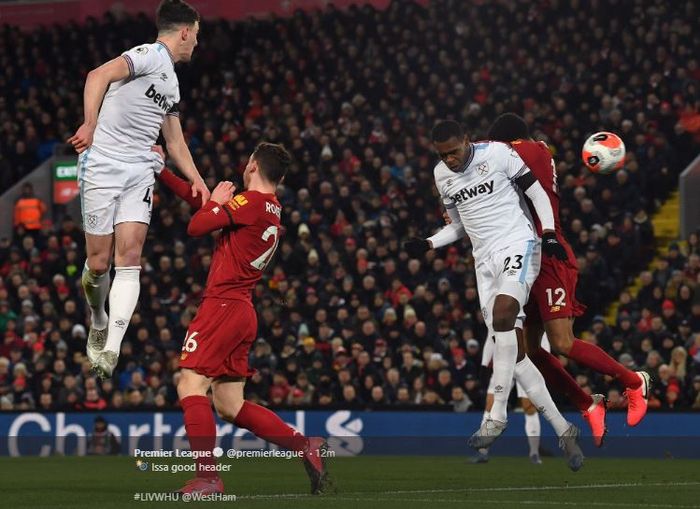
[524, 257, 586, 325]
[179, 297, 258, 379]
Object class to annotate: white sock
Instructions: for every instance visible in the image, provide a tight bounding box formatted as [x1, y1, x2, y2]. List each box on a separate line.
[490, 330, 518, 423]
[525, 412, 541, 456]
[104, 266, 141, 354]
[514, 356, 570, 437]
[81, 262, 110, 330]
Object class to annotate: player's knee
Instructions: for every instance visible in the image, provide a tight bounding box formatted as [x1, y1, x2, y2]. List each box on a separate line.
[215, 400, 244, 423]
[176, 369, 208, 399]
[492, 297, 520, 331]
[550, 334, 574, 355]
[86, 257, 110, 275]
[215, 406, 235, 423]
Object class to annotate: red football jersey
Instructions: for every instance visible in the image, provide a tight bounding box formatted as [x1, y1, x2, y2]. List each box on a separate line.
[510, 139, 576, 265]
[190, 190, 282, 301]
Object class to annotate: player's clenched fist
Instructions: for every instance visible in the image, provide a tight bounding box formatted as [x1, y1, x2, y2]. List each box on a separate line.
[210, 181, 235, 204]
[67, 122, 95, 153]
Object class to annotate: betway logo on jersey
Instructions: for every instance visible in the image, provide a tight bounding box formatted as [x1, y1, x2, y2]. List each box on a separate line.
[450, 180, 494, 204]
[144, 84, 172, 113]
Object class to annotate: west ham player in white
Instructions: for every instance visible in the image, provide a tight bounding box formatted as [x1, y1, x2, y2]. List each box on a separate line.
[68, 0, 209, 378]
[404, 120, 583, 470]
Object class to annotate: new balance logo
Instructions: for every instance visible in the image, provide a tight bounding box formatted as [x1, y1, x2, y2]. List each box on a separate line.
[450, 180, 494, 204]
[144, 84, 173, 113]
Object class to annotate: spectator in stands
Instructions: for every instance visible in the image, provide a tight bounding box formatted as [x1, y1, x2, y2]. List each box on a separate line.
[13, 183, 46, 232]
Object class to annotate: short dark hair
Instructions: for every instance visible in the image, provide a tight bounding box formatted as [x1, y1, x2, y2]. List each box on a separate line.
[253, 142, 291, 184]
[156, 0, 199, 33]
[488, 113, 529, 142]
[431, 120, 464, 143]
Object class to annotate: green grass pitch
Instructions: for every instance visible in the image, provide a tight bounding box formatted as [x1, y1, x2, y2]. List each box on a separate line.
[1, 455, 699, 508]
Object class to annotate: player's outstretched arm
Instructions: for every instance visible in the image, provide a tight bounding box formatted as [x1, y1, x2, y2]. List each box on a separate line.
[162, 116, 210, 206]
[67, 56, 131, 153]
[403, 206, 466, 257]
[187, 182, 236, 237]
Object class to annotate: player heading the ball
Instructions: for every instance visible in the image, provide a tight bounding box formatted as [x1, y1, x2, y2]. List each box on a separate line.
[67, 0, 209, 379]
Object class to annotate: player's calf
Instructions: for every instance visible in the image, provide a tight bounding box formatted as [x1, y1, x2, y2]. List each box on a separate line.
[213, 381, 334, 495]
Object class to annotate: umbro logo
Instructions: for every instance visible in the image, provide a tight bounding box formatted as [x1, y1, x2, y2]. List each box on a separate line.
[160, 73, 168, 82]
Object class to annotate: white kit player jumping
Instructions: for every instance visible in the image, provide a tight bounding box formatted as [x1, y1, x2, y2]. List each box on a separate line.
[404, 120, 583, 471]
[68, 0, 209, 378]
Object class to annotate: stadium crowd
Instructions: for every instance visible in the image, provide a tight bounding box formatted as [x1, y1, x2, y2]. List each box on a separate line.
[1, 0, 700, 412]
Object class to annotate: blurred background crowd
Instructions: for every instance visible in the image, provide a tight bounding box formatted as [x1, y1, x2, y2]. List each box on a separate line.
[1, 0, 700, 412]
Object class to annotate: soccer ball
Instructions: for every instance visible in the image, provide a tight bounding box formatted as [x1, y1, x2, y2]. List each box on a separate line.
[581, 132, 626, 174]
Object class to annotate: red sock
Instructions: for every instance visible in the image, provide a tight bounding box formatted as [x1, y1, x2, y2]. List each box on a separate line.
[181, 395, 218, 478]
[569, 339, 641, 389]
[234, 401, 308, 451]
[530, 347, 593, 412]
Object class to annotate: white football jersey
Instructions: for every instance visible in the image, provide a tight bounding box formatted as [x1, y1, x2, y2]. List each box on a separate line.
[434, 141, 537, 261]
[92, 41, 180, 162]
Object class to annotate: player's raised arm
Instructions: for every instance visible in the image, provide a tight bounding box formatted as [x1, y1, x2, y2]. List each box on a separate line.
[187, 182, 236, 236]
[162, 114, 210, 205]
[67, 57, 131, 153]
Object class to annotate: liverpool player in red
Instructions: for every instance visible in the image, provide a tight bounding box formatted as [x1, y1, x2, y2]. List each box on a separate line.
[488, 113, 650, 443]
[157, 143, 331, 496]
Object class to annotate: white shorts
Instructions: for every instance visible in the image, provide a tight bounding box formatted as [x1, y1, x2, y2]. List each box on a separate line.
[78, 147, 162, 235]
[475, 239, 541, 330]
[485, 332, 552, 398]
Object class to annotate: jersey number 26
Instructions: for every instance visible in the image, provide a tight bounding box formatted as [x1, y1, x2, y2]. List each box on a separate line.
[250, 225, 280, 271]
